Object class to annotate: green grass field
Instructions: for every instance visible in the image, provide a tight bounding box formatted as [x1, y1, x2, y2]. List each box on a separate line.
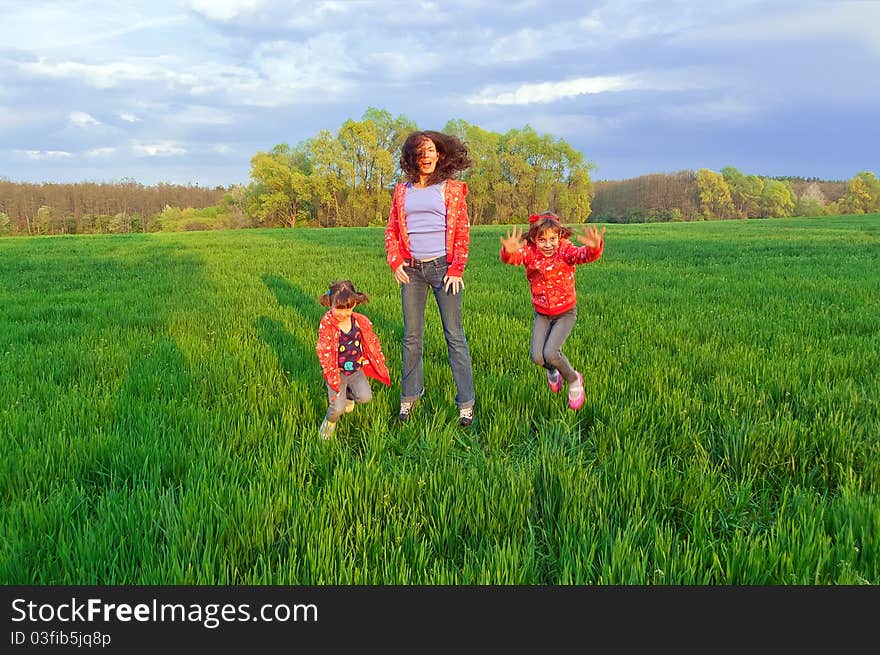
[1, 214, 878, 584]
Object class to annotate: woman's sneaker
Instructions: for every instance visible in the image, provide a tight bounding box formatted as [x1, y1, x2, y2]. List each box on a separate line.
[399, 400, 416, 422]
[546, 369, 562, 393]
[398, 391, 424, 422]
[319, 419, 336, 439]
[568, 372, 585, 410]
[459, 406, 474, 427]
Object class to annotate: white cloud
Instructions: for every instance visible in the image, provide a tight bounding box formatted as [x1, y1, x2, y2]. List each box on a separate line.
[18, 56, 197, 90]
[187, 0, 354, 29]
[283, 1, 349, 29]
[367, 37, 443, 80]
[119, 112, 141, 122]
[252, 36, 359, 93]
[17, 150, 73, 160]
[467, 75, 643, 105]
[681, 2, 880, 53]
[70, 111, 100, 127]
[85, 147, 117, 158]
[188, 0, 264, 22]
[16, 41, 356, 110]
[213, 144, 232, 154]
[132, 141, 186, 157]
[2, 3, 187, 52]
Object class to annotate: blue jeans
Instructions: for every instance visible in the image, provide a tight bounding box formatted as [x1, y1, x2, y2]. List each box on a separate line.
[530, 307, 578, 383]
[400, 258, 475, 409]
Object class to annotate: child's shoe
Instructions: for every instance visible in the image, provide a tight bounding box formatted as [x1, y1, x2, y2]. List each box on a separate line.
[319, 419, 336, 440]
[568, 372, 585, 411]
[546, 369, 562, 394]
[344, 399, 355, 413]
[459, 406, 474, 427]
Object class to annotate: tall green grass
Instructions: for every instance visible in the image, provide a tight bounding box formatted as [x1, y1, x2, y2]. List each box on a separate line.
[1, 215, 878, 584]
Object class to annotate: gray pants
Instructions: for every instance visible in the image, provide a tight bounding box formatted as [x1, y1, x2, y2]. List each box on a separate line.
[530, 307, 578, 384]
[325, 369, 372, 422]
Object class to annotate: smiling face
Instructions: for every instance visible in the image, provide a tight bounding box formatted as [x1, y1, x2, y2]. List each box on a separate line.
[416, 138, 439, 180]
[536, 228, 560, 257]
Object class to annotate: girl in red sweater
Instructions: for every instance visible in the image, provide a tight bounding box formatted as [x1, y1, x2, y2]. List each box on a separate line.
[315, 280, 390, 439]
[500, 213, 605, 410]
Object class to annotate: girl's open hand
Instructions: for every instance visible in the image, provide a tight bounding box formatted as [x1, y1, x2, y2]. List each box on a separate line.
[576, 224, 606, 249]
[500, 225, 524, 254]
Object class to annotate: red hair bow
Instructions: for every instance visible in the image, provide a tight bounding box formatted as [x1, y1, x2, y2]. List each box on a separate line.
[528, 213, 541, 224]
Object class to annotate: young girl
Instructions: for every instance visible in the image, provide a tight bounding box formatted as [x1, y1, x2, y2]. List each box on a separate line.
[500, 212, 606, 410]
[315, 280, 390, 439]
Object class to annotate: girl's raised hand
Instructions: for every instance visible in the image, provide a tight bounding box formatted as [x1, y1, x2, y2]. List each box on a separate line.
[500, 225, 524, 254]
[577, 224, 606, 249]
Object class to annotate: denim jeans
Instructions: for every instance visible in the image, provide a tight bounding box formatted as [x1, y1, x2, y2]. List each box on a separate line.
[530, 306, 578, 383]
[325, 369, 372, 422]
[400, 258, 475, 409]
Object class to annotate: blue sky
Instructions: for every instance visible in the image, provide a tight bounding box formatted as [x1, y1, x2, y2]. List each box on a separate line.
[2, 0, 878, 187]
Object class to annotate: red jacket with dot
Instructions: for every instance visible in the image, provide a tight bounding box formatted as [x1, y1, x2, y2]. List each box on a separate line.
[316, 311, 391, 393]
[500, 237, 604, 316]
[384, 179, 471, 278]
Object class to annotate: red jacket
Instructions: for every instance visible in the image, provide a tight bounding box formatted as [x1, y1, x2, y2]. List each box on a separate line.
[384, 179, 471, 278]
[500, 238, 604, 315]
[316, 311, 391, 393]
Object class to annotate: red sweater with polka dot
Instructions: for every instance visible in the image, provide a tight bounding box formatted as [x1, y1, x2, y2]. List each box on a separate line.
[500, 237, 604, 316]
[385, 179, 471, 278]
[316, 311, 391, 393]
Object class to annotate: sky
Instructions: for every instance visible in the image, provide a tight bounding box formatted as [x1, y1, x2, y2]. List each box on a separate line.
[2, 0, 878, 187]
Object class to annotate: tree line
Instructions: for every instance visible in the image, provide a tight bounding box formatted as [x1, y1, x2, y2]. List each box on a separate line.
[590, 170, 876, 222]
[0, 178, 226, 235]
[1, 108, 878, 237]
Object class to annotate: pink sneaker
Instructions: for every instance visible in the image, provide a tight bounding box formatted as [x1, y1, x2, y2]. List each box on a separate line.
[568, 372, 585, 410]
[546, 369, 562, 394]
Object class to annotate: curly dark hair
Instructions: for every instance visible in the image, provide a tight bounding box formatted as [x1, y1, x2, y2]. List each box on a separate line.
[319, 280, 369, 309]
[399, 130, 473, 185]
[526, 212, 572, 244]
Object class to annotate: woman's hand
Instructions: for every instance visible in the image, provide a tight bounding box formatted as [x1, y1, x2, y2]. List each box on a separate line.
[500, 226, 524, 254]
[444, 275, 464, 294]
[576, 224, 606, 249]
[393, 264, 410, 285]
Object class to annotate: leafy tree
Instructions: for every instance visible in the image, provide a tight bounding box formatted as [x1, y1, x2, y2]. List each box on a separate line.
[444, 119, 504, 224]
[722, 166, 763, 218]
[760, 179, 795, 218]
[248, 145, 311, 227]
[307, 129, 351, 226]
[34, 205, 53, 235]
[0, 211, 11, 235]
[696, 169, 735, 219]
[839, 171, 880, 214]
[793, 197, 828, 217]
[474, 124, 594, 224]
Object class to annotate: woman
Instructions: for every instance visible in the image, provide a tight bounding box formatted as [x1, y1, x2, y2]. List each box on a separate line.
[384, 130, 475, 426]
